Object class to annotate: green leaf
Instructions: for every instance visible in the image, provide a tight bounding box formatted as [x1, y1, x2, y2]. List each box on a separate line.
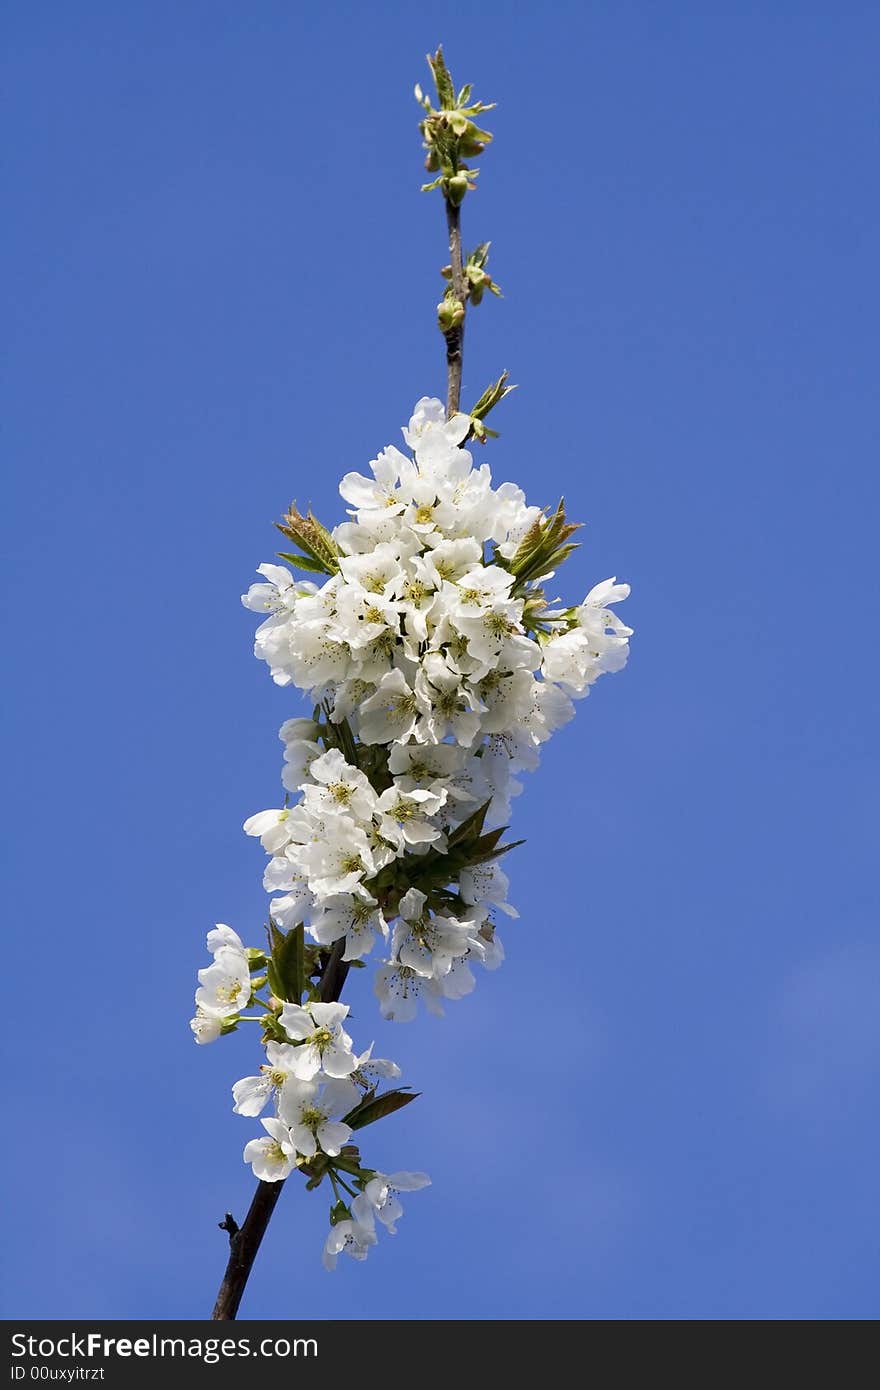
[468, 837, 525, 866]
[275, 503, 339, 575]
[268, 922, 305, 1004]
[276, 551, 331, 574]
[343, 1089, 420, 1131]
[306, 510, 339, 567]
[428, 46, 456, 109]
[447, 799, 492, 848]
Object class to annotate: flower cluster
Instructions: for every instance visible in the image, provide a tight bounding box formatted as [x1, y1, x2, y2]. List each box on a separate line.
[192, 922, 428, 1267]
[191, 396, 631, 1268]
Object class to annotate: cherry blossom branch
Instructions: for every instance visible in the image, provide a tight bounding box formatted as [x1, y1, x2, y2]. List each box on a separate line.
[211, 941, 349, 1321]
[196, 43, 630, 1318]
[209, 50, 495, 1320]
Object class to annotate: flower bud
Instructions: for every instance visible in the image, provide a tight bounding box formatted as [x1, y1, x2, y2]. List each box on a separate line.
[445, 172, 470, 206]
[437, 296, 465, 332]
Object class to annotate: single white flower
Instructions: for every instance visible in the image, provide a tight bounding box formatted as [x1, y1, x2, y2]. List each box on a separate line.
[414, 653, 485, 746]
[374, 960, 445, 1022]
[322, 1217, 377, 1270]
[339, 445, 414, 515]
[352, 1171, 431, 1235]
[278, 1001, 358, 1079]
[241, 562, 296, 615]
[243, 807, 297, 855]
[280, 727, 323, 793]
[309, 893, 387, 961]
[243, 1117, 297, 1181]
[195, 946, 251, 1018]
[232, 1041, 302, 1117]
[459, 861, 518, 918]
[278, 1076, 360, 1157]
[304, 748, 377, 822]
[402, 396, 469, 452]
[374, 785, 445, 848]
[391, 888, 472, 980]
[358, 668, 429, 745]
[189, 1010, 222, 1044]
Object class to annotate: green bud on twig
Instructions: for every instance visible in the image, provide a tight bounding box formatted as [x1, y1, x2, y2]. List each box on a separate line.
[437, 295, 465, 332]
[417, 46, 494, 206]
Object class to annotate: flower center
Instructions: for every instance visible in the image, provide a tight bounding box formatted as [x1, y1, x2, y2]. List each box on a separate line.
[311, 1026, 334, 1052]
[391, 692, 417, 719]
[487, 612, 514, 637]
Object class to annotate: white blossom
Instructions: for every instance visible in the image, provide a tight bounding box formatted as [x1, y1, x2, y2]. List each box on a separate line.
[277, 1001, 358, 1079]
[391, 888, 471, 980]
[352, 1171, 431, 1235]
[374, 960, 445, 1022]
[309, 893, 387, 961]
[195, 946, 251, 1018]
[200, 393, 632, 1267]
[358, 668, 428, 745]
[243, 1118, 297, 1182]
[322, 1218, 377, 1270]
[278, 1076, 360, 1157]
[189, 1010, 222, 1044]
[232, 1041, 302, 1117]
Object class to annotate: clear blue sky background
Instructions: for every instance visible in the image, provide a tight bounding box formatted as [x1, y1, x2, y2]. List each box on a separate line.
[3, 2, 878, 1321]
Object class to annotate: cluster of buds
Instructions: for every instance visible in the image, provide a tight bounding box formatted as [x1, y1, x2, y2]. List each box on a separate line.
[438, 242, 503, 335]
[416, 47, 494, 206]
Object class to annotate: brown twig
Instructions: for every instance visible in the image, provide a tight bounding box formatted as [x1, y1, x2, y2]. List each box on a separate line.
[210, 941, 350, 1320]
[444, 198, 466, 417]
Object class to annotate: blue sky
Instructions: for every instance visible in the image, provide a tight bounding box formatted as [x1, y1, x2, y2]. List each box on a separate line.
[3, 2, 878, 1320]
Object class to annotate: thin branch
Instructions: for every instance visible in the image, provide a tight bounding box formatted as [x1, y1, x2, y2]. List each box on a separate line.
[211, 1180, 284, 1321]
[444, 199, 465, 417]
[210, 940, 350, 1320]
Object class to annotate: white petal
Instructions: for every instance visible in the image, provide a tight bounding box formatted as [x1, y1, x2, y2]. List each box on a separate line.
[321, 1040, 357, 1078]
[309, 1002, 350, 1029]
[278, 1004, 312, 1040]
[316, 1120, 352, 1156]
[231, 1076, 271, 1117]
